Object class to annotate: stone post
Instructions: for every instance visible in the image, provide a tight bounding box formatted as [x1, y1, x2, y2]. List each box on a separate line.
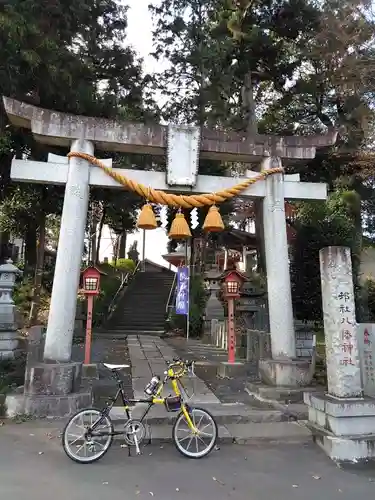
[0, 259, 22, 360]
[319, 246, 362, 398]
[262, 156, 295, 359]
[44, 139, 93, 362]
[303, 246, 375, 464]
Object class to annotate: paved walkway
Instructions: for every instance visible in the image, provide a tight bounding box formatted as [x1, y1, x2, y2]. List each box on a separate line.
[1, 421, 375, 500]
[127, 335, 220, 404]
[165, 336, 259, 405]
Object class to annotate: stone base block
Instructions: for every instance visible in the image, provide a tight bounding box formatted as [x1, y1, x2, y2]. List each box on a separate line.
[24, 361, 82, 396]
[82, 363, 99, 380]
[194, 360, 218, 380]
[247, 381, 319, 404]
[201, 334, 213, 345]
[5, 390, 92, 419]
[259, 358, 312, 387]
[217, 361, 246, 378]
[0, 330, 22, 359]
[304, 392, 375, 463]
[0, 348, 24, 360]
[0, 393, 5, 417]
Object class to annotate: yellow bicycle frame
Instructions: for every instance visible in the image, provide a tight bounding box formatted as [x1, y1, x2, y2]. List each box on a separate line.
[150, 365, 197, 433]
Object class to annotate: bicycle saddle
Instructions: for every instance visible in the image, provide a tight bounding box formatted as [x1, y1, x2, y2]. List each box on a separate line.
[103, 363, 130, 370]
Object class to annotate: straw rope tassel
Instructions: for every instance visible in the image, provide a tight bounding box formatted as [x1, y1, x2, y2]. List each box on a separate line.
[137, 203, 157, 230]
[203, 205, 225, 232]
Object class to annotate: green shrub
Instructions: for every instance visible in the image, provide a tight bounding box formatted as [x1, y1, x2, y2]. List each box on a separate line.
[109, 258, 136, 273]
[13, 278, 50, 325]
[0, 353, 26, 394]
[92, 274, 122, 327]
[364, 277, 375, 321]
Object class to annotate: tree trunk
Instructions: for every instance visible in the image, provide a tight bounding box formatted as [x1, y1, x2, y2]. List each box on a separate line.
[242, 70, 267, 273]
[28, 212, 46, 325]
[90, 215, 98, 264]
[242, 72, 258, 136]
[24, 223, 38, 274]
[112, 234, 120, 265]
[118, 231, 127, 259]
[95, 206, 106, 264]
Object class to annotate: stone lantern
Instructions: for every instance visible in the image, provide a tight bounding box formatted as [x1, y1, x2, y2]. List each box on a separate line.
[0, 259, 23, 359]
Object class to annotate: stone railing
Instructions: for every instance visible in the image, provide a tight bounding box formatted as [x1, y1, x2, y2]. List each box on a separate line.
[208, 318, 315, 363]
[244, 329, 272, 361]
[209, 319, 271, 362]
[210, 319, 228, 350]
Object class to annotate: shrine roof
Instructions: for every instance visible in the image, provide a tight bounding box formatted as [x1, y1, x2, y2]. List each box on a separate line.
[3, 97, 337, 163]
[219, 228, 257, 247]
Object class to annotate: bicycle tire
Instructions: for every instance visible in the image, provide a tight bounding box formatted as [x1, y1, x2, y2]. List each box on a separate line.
[172, 406, 218, 459]
[62, 408, 114, 464]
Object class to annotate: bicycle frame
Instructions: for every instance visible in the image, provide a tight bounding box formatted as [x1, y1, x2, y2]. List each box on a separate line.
[89, 366, 197, 438]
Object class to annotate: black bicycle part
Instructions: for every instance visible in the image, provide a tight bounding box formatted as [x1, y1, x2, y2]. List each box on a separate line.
[87, 366, 160, 439]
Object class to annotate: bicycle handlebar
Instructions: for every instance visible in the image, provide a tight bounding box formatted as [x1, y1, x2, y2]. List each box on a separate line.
[167, 358, 195, 376]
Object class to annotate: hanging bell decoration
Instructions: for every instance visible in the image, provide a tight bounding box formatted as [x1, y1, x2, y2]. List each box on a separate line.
[137, 203, 157, 230]
[203, 205, 225, 232]
[168, 211, 192, 239]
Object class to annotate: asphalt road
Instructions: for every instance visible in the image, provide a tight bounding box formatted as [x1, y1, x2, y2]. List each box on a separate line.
[1, 422, 375, 500]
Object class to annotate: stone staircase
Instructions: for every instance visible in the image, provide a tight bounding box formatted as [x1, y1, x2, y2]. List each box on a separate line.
[106, 262, 175, 334]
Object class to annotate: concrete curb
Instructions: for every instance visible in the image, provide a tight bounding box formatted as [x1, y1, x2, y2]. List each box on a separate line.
[245, 387, 308, 421]
[110, 421, 312, 447]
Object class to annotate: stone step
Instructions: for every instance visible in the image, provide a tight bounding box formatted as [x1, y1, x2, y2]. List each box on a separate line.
[109, 325, 165, 331]
[109, 403, 289, 426]
[114, 312, 167, 318]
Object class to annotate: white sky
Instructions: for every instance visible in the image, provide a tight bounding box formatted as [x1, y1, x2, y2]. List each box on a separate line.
[99, 0, 171, 268]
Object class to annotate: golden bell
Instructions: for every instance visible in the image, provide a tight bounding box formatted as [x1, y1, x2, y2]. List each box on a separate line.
[168, 212, 192, 239]
[203, 205, 225, 232]
[137, 204, 157, 230]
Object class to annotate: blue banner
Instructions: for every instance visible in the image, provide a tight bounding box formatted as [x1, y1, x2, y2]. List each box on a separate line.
[175, 266, 189, 315]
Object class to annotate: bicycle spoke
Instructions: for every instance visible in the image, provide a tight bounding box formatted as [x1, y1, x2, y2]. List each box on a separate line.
[75, 442, 86, 455]
[90, 440, 106, 449]
[199, 422, 212, 432]
[185, 435, 194, 450]
[197, 435, 209, 446]
[176, 427, 190, 434]
[178, 434, 193, 443]
[68, 434, 85, 446]
[199, 430, 213, 437]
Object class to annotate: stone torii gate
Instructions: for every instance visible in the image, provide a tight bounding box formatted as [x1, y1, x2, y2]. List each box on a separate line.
[4, 97, 337, 389]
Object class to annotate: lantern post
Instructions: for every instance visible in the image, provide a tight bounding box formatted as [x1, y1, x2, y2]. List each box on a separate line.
[221, 269, 246, 364]
[80, 265, 103, 364]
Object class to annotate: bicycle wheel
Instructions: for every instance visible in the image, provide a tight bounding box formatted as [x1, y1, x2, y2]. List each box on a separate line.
[62, 408, 114, 464]
[172, 407, 217, 459]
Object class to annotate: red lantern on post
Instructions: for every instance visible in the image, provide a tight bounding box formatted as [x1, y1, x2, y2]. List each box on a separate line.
[80, 266, 105, 364]
[221, 269, 246, 364]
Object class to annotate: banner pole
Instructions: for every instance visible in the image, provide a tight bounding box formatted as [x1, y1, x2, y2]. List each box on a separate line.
[185, 241, 190, 341]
